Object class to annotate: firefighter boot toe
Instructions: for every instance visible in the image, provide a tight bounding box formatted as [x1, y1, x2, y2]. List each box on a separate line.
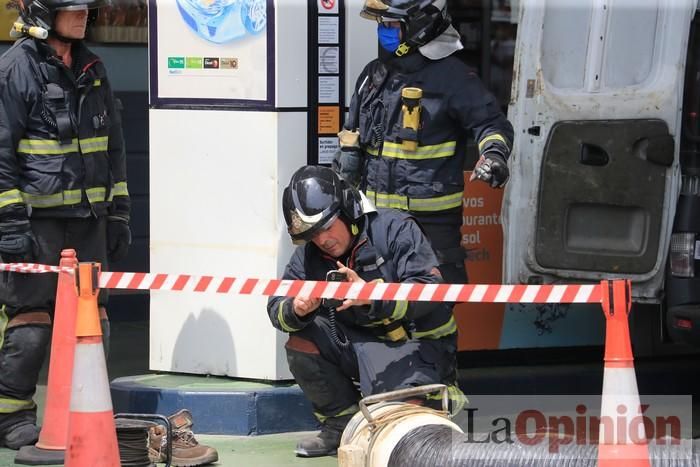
[294, 424, 343, 457]
[1, 423, 39, 450]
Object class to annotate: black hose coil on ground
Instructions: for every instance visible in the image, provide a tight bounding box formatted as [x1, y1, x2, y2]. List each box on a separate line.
[388, 425, 700, 467]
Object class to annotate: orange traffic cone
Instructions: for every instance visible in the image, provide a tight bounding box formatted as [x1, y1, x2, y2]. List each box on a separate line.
[65, 262, 120, 467]
[598, 279, 651, 467]
[15, 249, 79, 466]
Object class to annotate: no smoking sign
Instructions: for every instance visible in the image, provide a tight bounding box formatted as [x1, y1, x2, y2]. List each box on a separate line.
[318, 0, 338, 14]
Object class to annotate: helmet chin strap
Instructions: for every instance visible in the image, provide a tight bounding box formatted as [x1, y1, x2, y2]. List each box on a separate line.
[48, 29, 82, 44]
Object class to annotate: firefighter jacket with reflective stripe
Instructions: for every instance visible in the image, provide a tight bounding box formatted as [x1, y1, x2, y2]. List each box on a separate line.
[346, 53, 513, 212]
[0, 38, 128, 223]
[268, 209, 456, 340]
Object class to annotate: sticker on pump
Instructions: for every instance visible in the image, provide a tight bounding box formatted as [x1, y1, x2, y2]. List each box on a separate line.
[695, 241, 700, 260]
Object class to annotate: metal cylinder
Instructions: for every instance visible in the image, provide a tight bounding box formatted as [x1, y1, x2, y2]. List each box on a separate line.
[338, 385, 462, 467]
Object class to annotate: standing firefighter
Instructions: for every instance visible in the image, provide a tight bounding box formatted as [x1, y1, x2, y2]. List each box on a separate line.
[334, 0, 514, 284]
[0, 0, 130, 449]
[268, 166, 464, 458]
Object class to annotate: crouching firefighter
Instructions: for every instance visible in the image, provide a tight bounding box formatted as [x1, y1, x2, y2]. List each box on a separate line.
[267, 166, 465, 458]
[0, 0, 130, 449]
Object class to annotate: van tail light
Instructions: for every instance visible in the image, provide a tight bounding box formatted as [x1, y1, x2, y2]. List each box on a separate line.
[669, 233, 697, 277]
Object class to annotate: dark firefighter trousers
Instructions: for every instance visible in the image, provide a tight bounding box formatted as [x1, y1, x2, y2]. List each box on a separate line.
[0, 218, 110, 435]
[285, 311, 458, 422]
[414, 210, 468, 285]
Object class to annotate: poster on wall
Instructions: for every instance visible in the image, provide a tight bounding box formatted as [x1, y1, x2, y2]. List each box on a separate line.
[149, 0, 274, 106]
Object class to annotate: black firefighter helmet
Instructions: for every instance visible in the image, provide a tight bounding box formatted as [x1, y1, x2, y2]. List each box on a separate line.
[18, 0, 109, 32]
[361, 0, 451, 51]
[283, 166, 365, 245]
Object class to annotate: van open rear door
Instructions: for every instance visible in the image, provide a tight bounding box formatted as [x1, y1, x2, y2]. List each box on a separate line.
[502, 0, 696, 300]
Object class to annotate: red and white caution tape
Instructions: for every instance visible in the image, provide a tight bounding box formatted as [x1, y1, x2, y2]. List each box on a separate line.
[0, 262, 69, 274]
[98, 271, 602, 304]
[0, 262, 602, 303]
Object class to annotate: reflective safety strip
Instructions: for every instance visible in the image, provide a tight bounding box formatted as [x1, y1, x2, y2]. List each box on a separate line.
[425, 384, 468, 415]
[112, 182, 129, 198]
[0, 397, 36, 414]
[17, 136, 109, 156]
[79, 136, 109, 154]
[0, 189, 23, 209]
[277, 299, 301, 333]
[314, 404, 359, 423]
[366, 190, 463, 212]
[367, 141, 456, 160]
[412, 316, 457, 339]
[85, 187, 110, 204]
[390, 300, 408, 321]
[478, 133, 509, 153]
[0, 305, 7, 350]
[17, 138, 78, 155]
[21, 189, 81, 208]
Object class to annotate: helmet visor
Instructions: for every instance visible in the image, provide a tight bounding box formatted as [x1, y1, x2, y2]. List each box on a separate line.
[288, 211, 339, 246]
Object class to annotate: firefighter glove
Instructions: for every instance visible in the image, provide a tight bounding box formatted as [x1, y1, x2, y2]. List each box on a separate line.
[332, 149, 363, 187]
[470, 152, 510, 188]
[107, 216, 131, 263]
[0, 220, 37, 263]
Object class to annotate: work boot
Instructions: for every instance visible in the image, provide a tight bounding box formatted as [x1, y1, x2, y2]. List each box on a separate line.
[294, 416, 351, 458]
[0, 422, 39, 450]
[148, 409, 218, 466]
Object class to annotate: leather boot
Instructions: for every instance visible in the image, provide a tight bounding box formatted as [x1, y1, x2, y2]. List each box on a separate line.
[294, 415, 351, 458]
[148, 409, 218, 466]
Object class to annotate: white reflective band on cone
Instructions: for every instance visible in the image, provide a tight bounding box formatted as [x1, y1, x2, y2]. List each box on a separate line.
[600, 367, 645, 444]
[70, 343, 113, 412]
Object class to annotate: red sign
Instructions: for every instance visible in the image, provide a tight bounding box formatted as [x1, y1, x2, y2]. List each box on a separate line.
[320, 0, 335, 10]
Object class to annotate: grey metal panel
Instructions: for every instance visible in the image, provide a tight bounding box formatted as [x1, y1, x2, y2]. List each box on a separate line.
[535, 119, 672, 274]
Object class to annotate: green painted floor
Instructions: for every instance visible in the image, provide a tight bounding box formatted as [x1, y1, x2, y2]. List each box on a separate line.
[0, 431, 337, 467]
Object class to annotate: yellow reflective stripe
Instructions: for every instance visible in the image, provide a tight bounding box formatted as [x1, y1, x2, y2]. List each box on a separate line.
[412, 316, 457, 339]
[366, 190, 463, 212]
[0, 189, 24, 209]
[85, 187, 109, 204]
[17, 137, 109, 155]
[0, 397, 36, 413]
[277, 299, 300, 333]
[21, 189, 81, 208]
[21, 185, 122, 209]
[0, 305, 7, 350]
[79, 136, 109, 154]
[478, 133, 509, 152]
[366, 141, 456, 160]
[17, 138, 78, 155]
[112, 182, 129, 198]
[366, 191, 409, 210]
[407, 192, 463, 211]
[314, 404, 358, 423]
[391, 301, 408, 321]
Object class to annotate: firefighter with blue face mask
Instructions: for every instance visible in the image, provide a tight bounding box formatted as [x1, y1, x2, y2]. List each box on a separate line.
[333, 0, 514, 285]
[268, 166, 464, 458]
[0, 0, 129, 449]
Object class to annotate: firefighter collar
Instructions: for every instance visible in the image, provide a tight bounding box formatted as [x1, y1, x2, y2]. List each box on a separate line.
[419, 24, 463, 60]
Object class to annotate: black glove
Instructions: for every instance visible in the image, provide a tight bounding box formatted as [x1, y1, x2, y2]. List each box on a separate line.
[107, 216, 131, 263]
[0, 220, 37, 263]
[332, 149, 363, 187]
[470, 152, 510, 188]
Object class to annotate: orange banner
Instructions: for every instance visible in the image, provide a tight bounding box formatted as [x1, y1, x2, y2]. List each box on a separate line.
[455, 173, 505, 350]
